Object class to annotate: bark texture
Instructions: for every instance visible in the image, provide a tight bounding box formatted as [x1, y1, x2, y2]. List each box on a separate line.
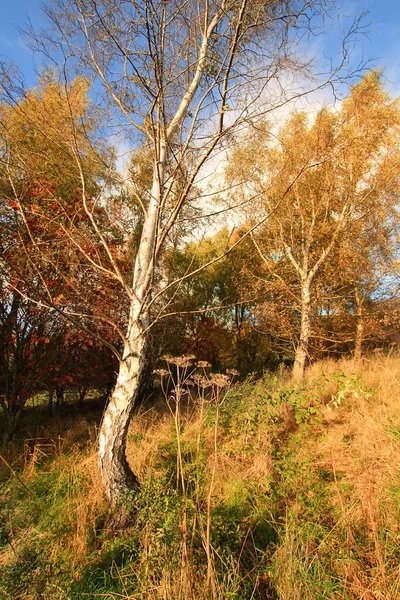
[354, 288, 364, 361]
[98, 346, 144, 526]
[98, 149, 163, 523]
[292, 280, 311, 381]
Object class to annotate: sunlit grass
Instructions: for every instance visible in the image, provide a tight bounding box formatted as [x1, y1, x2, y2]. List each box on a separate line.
[1, 355, 400, 599]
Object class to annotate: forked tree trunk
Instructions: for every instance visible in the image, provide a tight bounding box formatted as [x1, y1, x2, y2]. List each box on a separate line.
[292, 279, 311, 381]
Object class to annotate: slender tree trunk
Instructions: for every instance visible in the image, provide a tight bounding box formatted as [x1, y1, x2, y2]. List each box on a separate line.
[2, 405, 23, 443]
[234, 303, 243, 372]
[55, 387, 64, 409]
[98, 281, 151, 526]
[78, 387, 87, 406]
[354, 288, 364, 361]
[98, 144, 165, 523]
[293, 279, 311, 381]
[47, 391, 54, 416]
[98, 348, 143, 513]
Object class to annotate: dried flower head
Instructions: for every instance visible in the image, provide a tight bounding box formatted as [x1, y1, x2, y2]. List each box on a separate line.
[210, 373, 230, 388]
[226, 368, 240, 377]
[197, 360, 212, 368]
[153, 368, 168, 377]
[172, 385, 185, 397]
[190, 373, 212, 388]
[190, 373, 203, 383]
[160, 354, 174, 364]
[161, 354, 195, 368]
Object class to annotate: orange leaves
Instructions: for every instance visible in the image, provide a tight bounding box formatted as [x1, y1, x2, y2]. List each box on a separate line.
[53, 294, 65, 305]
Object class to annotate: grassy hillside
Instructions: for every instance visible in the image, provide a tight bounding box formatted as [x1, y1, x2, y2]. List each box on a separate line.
[1, 356, 399, 599]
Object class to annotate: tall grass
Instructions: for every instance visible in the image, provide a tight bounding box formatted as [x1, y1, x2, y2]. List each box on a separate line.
[0, 355, 399, 599]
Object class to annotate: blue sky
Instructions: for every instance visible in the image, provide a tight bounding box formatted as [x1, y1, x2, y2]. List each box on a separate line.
[0, 0, 42, 87]
[357, 0, 400, 89]
[0, 0, 399, 91]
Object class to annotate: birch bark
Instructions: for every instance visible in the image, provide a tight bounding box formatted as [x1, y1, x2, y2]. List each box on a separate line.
[98, 142, 165, 512]
[353, 287, 364, 361]
[292, 278, 312, 381]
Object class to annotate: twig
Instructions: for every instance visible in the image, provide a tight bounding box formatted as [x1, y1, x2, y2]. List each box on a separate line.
[0, 454, 33, 496]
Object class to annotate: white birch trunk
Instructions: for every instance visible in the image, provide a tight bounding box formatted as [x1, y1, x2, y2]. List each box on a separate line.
[98, 144, 166, 519]
[354, 288, 364, 361]
[292, 279, 311, 381]
[98, 311, 146, 506]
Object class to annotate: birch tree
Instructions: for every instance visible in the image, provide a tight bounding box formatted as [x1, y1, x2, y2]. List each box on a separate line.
[0, 0, 364, 521]
[227, 72, 400, 379]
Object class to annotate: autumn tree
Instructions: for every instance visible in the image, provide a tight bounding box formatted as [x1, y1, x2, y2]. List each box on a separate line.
[0, 0, 366, 520]
[46, 327, 118, 410]
[159, 225, 286, 373]
[227, 72, 400, 379]
[0, 280, 117, 441]
[158, 228, 235, 367]
[0, 74, 124, 348]
[0, 284, 62, 441]
[0, 75, 126, 434]
[315, 213, 400, 360]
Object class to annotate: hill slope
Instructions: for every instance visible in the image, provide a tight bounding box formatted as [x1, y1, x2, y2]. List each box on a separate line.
[1, 356, 399, 599]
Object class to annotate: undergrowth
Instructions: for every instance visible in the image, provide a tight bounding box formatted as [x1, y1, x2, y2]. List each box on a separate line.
[1, 355, 400, 599]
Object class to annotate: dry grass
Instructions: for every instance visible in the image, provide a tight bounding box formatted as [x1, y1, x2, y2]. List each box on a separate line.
[297, 355, 400, 599]
[105, 356, 400, 599]
[1, 356, 400, 599]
